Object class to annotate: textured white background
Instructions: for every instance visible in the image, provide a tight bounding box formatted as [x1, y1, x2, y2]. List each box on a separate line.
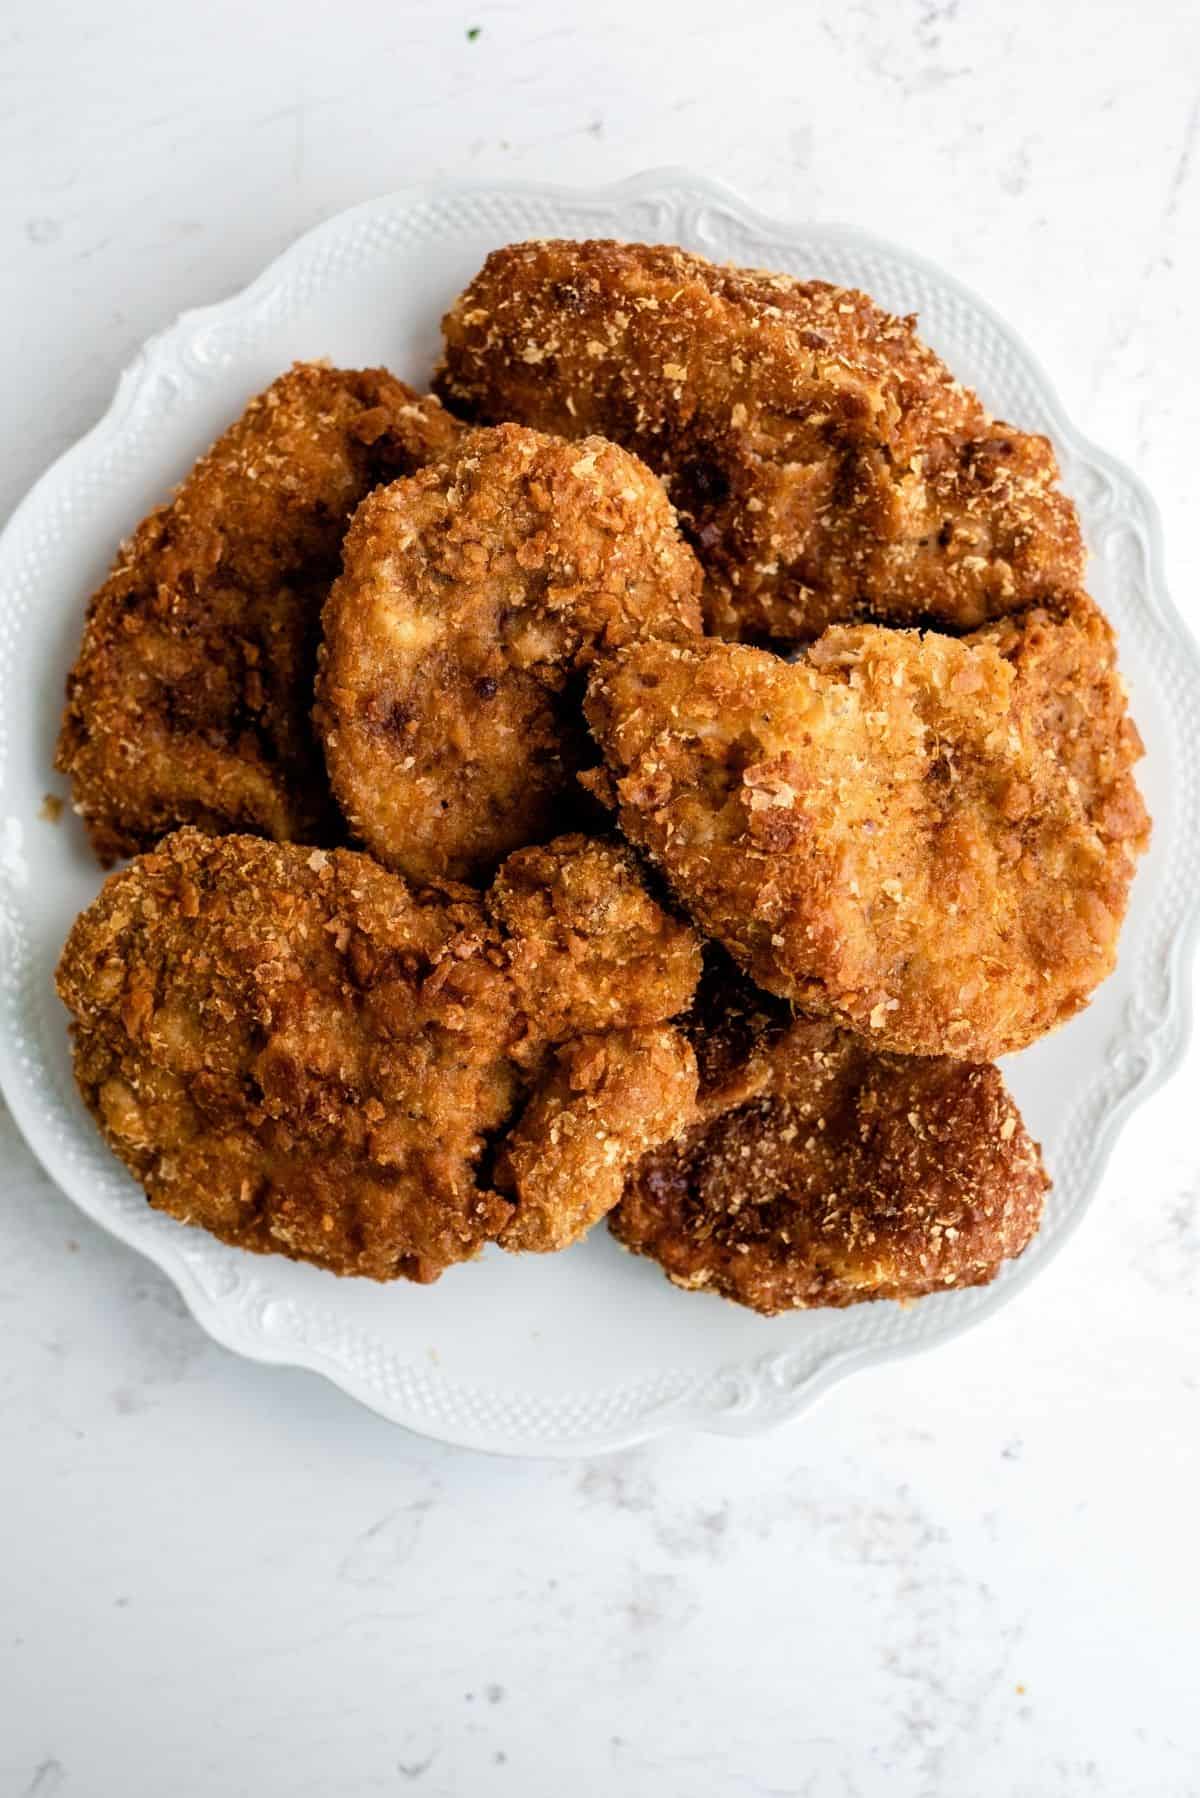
[2, 2, 1199, 1794]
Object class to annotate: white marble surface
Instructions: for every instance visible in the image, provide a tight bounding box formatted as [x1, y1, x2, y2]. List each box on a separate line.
[2, 2, 1198, 1793]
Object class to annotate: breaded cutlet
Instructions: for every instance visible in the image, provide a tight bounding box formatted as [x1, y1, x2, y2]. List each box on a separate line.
[57, 829, 701, 1279]
[438, 238, 1083, 642]
[612, 956, 1049, 1312]
[58, 363, 459, 864]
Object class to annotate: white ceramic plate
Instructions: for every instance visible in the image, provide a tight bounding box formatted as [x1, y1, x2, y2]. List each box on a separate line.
[2, 173, 1197, 1457]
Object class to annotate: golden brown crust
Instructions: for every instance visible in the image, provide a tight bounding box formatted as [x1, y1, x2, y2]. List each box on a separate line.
[497, 1026, 698, 1253]
[585, 601, 1149, 1059]
[437, 239, 1084, 642]
[491, 833, 703, 1055]
[56, 829, 510, 1280]
[57, 363, 459, 865]
[969, 591, 1148, 851]
[56, 830, 701, 1279]
[611, 956, 1049, 1313]
[315, 424, 702, 883]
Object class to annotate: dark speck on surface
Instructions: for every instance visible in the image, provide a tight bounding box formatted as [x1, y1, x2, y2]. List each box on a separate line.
[25, 1761, 65, 1797]
[396, 1751, 436, 1781]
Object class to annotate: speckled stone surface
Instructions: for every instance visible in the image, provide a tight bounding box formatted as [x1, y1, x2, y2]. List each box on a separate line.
[2, 2, 1198, 1793]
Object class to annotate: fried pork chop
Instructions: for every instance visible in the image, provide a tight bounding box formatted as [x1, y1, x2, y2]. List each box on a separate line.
[57, 363, 458, 864]
[57, 830, 701, 1279]
[438, 238, 1083, 642]
[584, 599, 1148, 1059]
[612, 956, 1049, 1312]
[315, 423, 701, 883]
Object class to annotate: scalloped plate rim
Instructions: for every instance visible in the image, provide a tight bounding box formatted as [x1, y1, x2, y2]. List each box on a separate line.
[1, 169, 1198, 1458]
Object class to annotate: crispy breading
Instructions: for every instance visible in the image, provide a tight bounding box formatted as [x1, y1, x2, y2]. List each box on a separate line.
[491, 833, 703, 1053]
[56, 830, 700, 1280]
[972, 592, 1148, 847]
[57, 363, 459, 865]
[315, 424, 702, 883]
[437, 239, 1083, 642]
[585, 602, 1149, 1059]
[611, 956, 1049, 1313]
[497, 1026, 698, 1252]
[56, 831, 507, 1280]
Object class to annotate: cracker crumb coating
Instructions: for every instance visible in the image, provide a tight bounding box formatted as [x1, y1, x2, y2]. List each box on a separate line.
[491, 833, 703, 1051]
[437, 239, 1083, 642]
[612, 957, 1049, 1313]
[973, 594, 1148, 847]
[57, 363, 459, 865]
[497, 1026, 698, 1252]
[585, 597, 1149, 1059]
[315, 424, 702, 883]
[56, 830, 700, 1279]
